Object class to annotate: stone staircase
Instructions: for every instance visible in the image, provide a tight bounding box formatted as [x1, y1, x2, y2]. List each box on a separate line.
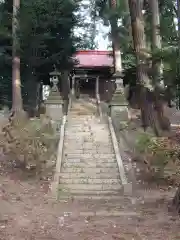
[58, 99, 123, 199]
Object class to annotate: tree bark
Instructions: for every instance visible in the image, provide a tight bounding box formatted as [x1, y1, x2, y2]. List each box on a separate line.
[128, 0, 161, 135]
[172, 0, 180, 213]
[61, 71, 70, 115]
[12, 0, 23, 113]
[172, 185, 180, 214]
[123, 0, 132, 45]
[109, 0, 122, 73]
[177, 0, 180, 108]
[149, 0, 170, 131]
[150, 0, 162, 82]
[23, 69, 38, 117]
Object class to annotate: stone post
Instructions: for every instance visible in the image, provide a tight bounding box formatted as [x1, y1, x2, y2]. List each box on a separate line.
[71, 75, 75, 98]
[95, 76, 99, 97]
[45, 71, 63, 132]
[110, 73, 128, 123]
[75, 79, 80, 99]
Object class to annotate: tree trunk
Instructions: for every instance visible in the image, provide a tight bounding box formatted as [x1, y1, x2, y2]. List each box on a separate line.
[172, 0, 180, 213]
[61, 71, 70, 115]
[109, 0, 122, 73]
[23, 68, 39, 117]
[128, 0, 161, 136]
[149, 0, 170, 131]
[177, 0, 180, 108]
[150, 0, 162, 82]
[36, 81, 43, 117]
[123, 0, 132, 45]
[172, 185, 180, 214]
[12, 0, 23, 113]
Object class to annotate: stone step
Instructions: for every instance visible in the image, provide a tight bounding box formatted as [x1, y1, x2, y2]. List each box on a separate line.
[65, 130, 111, 134]
[59, 189, 122, 195]
[66, 121, 102, 124]
[62, 162, 118, 168]
[59, 183, 122, 191]
[65, 130, 110, 134]
[66, 122, 99, 125]
[60, 172, 120, 179]
[66, 123, 106, 126]
[63, 158, 116, 163]
[67, 123, 107, 126]
[61, 167, 119, 174]
[47, 95, 62, 99]
[64, 141, 113, 144]
[67, 115, 95, 118]
[66, 120, 99, 124]
[65, 133, 111, 138]
[64, 143, 113, 147]
[64, 134, 93, 137]
[65, 131, 109, 135]
[68, 112, 95, 115]
[64, 143, 113, 148]
[66, 124, 108, 128]
[63, 149, 114, 154]
[63, 153, 115, 159]
[45, 99, 62, 104]
[59, 195, 124, 201]
[75, 211, 139, 217]
[63, 146, 114, 151]
[65, 131, 92, 134]
[66, 126, 109, 129]
[64, 137, 112, 141]
[65, 128, 91, 131]
[60, 178, 121, 184]
[64, 141, 113, 145]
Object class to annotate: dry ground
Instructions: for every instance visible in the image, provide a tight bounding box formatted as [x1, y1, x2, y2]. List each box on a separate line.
[0, 158, 180, 239]
[1, 108, 180, 239]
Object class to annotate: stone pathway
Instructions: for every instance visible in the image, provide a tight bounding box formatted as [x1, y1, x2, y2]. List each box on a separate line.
[56, 98, 139, 217]
[59, 99, 123, 200]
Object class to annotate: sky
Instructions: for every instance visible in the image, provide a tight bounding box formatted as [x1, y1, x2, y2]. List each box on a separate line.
[95, 20, 110, 50]
[75, 0, 110, 50]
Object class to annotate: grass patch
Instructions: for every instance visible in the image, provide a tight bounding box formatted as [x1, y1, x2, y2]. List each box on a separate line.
[0, 114, 59, 178]
[135, 132, 180, 183]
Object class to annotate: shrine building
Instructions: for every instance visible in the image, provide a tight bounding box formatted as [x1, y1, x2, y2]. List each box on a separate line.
[70, 50, 116, 102]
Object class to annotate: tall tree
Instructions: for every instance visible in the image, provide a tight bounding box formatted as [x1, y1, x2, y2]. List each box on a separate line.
[109, 0, 122, 74]
[12, 0, 23, 113]
[128, 0, 162, 135]
[150, 0, 162, 83]
[149, 0, 171, 131]
[177, 0, 180, 107]
[172, 0, 180, 214]
[0, 0, 81, 113]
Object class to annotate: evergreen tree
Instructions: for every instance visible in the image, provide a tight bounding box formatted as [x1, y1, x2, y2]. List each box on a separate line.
[0, 0, 82, 111]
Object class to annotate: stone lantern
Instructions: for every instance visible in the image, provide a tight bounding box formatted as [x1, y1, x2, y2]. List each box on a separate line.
[109, 72, 128, 122]
[45, 69, 63, 130]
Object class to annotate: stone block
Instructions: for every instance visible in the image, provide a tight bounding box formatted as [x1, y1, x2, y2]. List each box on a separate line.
[111, 105, 129, 122]
[45, 103, 62, 121]
[123, 183, 132, 196]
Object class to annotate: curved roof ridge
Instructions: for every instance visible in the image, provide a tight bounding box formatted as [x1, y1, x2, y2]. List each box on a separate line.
[74, 50, 113, 68]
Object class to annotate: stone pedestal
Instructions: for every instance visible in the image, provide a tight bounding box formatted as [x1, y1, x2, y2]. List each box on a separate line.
[110, 74, 128, 122]
[45, 74, 63, 132]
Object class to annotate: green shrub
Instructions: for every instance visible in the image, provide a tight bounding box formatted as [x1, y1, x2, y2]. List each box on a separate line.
[0, 114, 58, 177]
[135, 132, 180, 171]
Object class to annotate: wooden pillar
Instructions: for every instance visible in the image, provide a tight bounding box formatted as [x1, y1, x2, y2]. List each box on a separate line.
[72, 75, 75, 97]
[95, 76, 99, 97]
[75, 79, 80, 98]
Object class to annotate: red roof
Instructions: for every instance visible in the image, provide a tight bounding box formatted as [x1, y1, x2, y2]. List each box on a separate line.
[74, 50, 113, 68]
